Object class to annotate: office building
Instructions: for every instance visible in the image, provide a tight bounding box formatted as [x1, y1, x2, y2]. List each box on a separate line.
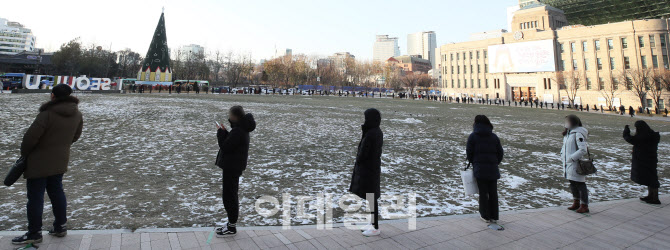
[0, 18, 36, 55]
[387, 55, 432, 74]
[178, 44, 205, 60]
[439, 2, 670, 109]
[373, 35, 400, 62]
[407, 31, 437, 68]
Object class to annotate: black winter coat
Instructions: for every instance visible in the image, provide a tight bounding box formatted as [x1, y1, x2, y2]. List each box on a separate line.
[216, 113, 256, 176]
[349, 109, 383, 199]
[623, 126, 660, 188]
[466, 124, 504, 180]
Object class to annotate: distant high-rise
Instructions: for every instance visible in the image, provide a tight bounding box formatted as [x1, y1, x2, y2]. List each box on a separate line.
[407, 31, 437, 68]
[178, 44, 205, 60]
[0, 18, 36, 55]
[373, 35, 400, 62]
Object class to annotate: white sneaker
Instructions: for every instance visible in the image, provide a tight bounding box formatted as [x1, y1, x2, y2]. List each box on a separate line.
[359, 223, 374, 232]
[362, 228, 380, 237]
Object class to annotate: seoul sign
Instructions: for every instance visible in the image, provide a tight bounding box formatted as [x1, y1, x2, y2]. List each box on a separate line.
[23, 74, 113, 90]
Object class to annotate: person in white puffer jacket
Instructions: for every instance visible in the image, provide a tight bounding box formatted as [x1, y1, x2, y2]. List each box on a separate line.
[560, 114, 590, 213]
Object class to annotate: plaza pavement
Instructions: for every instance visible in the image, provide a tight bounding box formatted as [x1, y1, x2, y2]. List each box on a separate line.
[1, 195, 669, 250]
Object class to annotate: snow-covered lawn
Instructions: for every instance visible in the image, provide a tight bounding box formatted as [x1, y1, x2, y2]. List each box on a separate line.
[0, 93, 668, 230]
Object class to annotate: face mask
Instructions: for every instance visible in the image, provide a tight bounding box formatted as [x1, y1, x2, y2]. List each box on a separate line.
[564, 122, 571, 129]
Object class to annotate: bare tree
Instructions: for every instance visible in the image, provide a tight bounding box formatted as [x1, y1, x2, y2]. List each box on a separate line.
[553, 70, 584, 106]
[599, 71, 624, 109]
[648, 69, 666, 110]
[625, 68, 652, 108]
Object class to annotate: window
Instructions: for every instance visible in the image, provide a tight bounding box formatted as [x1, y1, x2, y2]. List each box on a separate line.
[457, 66, 460, 74]
[451, 66, 454, 74]
[477, 51, 480, 59]
[560, 60, 565, 71]
[626, 77, 633, 90]
[595, 40, 601, 51]
[599, 77, 605, 90]
[621, 37, 628, 49]
[573, 59, 578, 70]
[470, 65, 473, 73]
[451, 80, 454, 88]
[612, 78, 619, 90]
[450, 54, 453, 61]
[664, 55, 669, 69]
[641, 55, 648, 69]
[485, 64, 488, 73]
[659, 99, 665, 109]
[610, 57, 616, 70]
[484, 50, 487, 58]
[463, 65, 467, 74]
[457, 53, 460, 60]
[463, 52, 466, 60]
[608, 39, 614, 50]
[469, 52, 473, 59]
[485, 79, 489, 88]
[586, 78, 592, 90]
[457, 79, 461, 88]
[471, 79, 474, 88]
[650, 35, 656, 47]
[597, 58, 603, 70]
[478, 79, 481, 88]
[477, 65, 480, 73]
[584, 59, 590, 71]
[639, 36, 645, 47]
[661, 35, 667, 47]
[652, 55, 659, 68]
[571, 42, 576, 52]
[544, 78, 548, 89]
[582, 41, 588, 52]
[548, 78, 552, 89]
[559, 43, 564, 53]
[624, 56, 630, 69]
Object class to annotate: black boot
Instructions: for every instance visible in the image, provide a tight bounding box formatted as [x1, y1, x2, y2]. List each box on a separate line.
[645, 187, 661, 205]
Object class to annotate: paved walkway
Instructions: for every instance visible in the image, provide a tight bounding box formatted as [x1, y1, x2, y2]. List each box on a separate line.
[1, 196, 668, 250]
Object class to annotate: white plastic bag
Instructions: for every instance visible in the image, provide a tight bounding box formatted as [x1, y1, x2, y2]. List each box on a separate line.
[461, 163, 478, 196]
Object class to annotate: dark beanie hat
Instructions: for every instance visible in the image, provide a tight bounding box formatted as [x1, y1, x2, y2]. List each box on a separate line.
[52, 84, 73, 98]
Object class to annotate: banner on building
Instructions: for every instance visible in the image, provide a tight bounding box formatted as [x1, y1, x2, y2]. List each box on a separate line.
[488, 39, 556, 73]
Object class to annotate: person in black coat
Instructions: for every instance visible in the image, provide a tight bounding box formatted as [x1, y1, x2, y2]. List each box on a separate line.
[623, 121, 661, 204]
[349, 108, 383, 236]
[466, 115, 504, 224]
[215, 106, 256, 236]
[629, 106, 635, 117]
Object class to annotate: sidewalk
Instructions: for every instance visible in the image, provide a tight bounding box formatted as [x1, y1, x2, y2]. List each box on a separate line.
[1, 196, 668, 250]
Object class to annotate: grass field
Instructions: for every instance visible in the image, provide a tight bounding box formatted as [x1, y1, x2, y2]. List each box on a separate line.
[0, 93, 668, 230]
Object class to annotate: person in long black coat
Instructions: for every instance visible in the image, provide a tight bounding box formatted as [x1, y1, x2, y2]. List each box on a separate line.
[466, 115, 504, 224]
[623, 120, 661, 204]
[215, 106, 256, 236]
[349, 108, 383, 236]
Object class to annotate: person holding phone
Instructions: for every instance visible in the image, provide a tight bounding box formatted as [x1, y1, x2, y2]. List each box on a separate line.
[214, 106, 256, 237]
[623, 121, 661, 204]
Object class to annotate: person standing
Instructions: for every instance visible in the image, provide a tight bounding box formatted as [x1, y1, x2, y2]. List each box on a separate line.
[12, 84, 83, 245]
[349, 108, 383, 237]
[466, 115, 504, 224]
[560, 115, 590, 213]
[629, 106, 635, 117]
[215, 106, 256, 237]
[623, 121, 661, 204]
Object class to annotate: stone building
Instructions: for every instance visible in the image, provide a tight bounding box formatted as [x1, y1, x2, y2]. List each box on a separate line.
[440, 2, 670, 110]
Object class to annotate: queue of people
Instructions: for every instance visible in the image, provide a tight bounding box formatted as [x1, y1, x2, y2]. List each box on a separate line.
[8, 84, 663, 245]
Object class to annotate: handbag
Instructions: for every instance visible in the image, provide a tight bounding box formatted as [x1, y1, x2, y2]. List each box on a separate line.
[4, 157, 27, 186]
[574, 136, 597, 175]
[460, 162, 479, 196]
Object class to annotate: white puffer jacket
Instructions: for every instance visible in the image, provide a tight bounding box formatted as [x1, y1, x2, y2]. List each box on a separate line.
[560, 127, 589, 182]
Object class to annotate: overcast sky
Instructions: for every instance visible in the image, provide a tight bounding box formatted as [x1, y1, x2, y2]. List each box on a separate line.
[1, 0, 517, 61]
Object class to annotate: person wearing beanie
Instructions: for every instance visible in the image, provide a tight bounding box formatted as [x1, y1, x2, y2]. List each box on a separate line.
[12, 84, 83, 245]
